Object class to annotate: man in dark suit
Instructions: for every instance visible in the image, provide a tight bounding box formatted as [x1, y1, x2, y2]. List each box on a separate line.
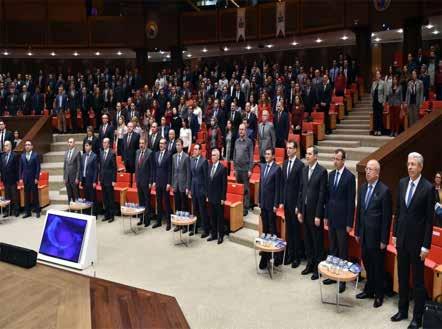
[5, 87, 19, 116]
[279, 141, 304, 268]
[317, 75, 333, 134]
[79, 87, 91, 128]
[113, 102, 127, 126]
[158, 117, 170, 140]
[297, 146, 328, 280]
[98, 114, 114, 147]
[148, 122, 161, 152]
[166, 129, 177, 155]
[135, 138, 153, 227]
[121, 122, 140, 174]
[188, 143, 209, 237]
[126, 103, 139, 122]
[0, 141, 20, 217]
[19, 141, 41, 218]
[172, 139, 190, 231]
[63, 137, 81, 203]
[228, 103, 242, 136]
[79, 141, 98, 216]
[258, 148, 282, 270]
[99, 138, 117, 223]
[83, 126, 100, 156]
[152, 138, 172, 230]
[355, 159, 392, 308]
[53, 86, 69, 133]
[233, 84, 246, 109]
[207, 148, 227, 244]
[302, 78, 315, 117]
[19, 85, 32, 115]
[273, 100, 289, 148]
[31, 86, 45, 115]
[244, 102, 257, 139]
[323, 149, 356, 293]
[391, 152, 434, 328]
[0, 121, 14, 152]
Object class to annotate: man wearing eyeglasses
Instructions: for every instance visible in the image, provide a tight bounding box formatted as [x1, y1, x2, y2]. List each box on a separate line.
[354, 159, 392, 308]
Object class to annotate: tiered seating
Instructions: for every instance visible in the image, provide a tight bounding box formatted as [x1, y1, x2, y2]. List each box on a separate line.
[249, 164, 260, 207]
[223, 182, 244, 232]
[310, 112, 326, 141]
[331, 96, 345, 120]
[116, 155, 126, 172]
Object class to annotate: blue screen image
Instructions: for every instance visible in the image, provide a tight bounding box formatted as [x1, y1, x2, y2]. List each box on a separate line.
[39, 213, 87, 263]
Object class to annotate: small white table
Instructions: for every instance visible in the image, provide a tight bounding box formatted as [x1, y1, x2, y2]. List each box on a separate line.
[171, 214, 197, 246]
[69, 201, 93, 215]
[254, 238, 286, 279]
[121, 206, 145, 234]
[318, 261, 359, 312]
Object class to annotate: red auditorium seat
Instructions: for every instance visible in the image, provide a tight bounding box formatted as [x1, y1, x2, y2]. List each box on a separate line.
[223, 182, 244, 232]
[18, 171, 50, 208]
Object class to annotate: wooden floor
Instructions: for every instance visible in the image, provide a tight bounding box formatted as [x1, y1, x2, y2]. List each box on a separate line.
[0, 262, 189, 329]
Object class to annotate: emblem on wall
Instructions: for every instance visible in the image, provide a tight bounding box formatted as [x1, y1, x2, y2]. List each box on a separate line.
[373, 0, 391, 12]
[146, 21, 159, 39]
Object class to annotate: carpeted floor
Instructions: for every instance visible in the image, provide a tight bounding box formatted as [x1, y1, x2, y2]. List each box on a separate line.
[0, 211, 410, 329]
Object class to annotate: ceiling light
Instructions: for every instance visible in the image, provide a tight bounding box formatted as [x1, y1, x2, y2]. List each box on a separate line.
[341, 35, 348, 40]
[166, 54, 170, 58]
[223, 46, 229, 51]
[371, 32, 375, 37]
[73, 52, 79, 56]
[315, 38, 323, 43]
[397, 28, 403, 33]
[148, 55, 151, 59]
[186, 53, 192, 58]
[426, 24, 434, 29]
[117, 51, 123, 56]
[3, 51, 9, 56]
[95, 51, 100, 56]
[202, 48, 208, 53]
[27, 51, 33, 56]
[245, 45, 252, 50]
[291, 41, 298, 46]
[266, 44, 274, 48]
[50, 52, 56, 56]
[374, 37, 381, 42]
[433, 30, 440, 35]
[159, 50, 164, 54]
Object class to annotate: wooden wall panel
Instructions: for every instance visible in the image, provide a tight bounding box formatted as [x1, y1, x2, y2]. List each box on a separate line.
[344, 0, 369, 28]
[300, 0, 345, 32]
[245, 7, 258, 40]
[285, 1, 299, 34]
[259, 3, 276, 38]
[5, 21, 46, 45]
[89, 17, 144, 47]
[48, 22, 88, 46]
[219, 9, 236, 42]
[181, 11, 217, 45]
[145, 7, 179, 50]
[47, 1, 87, 22]
[3, 0, 46, 21]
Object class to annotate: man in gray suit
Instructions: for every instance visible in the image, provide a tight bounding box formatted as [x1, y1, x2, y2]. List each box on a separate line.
[63, 137, 81, 203]
[371, 70, 387, 136]
[405, 70, 424, 127]
[135, 138, 153, 227]
[172, 138, 190, 232]
[258, 110, 276, 163]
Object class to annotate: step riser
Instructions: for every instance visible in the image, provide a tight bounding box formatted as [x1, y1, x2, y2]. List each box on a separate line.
[318, 151, 372, 161]
[49, 181, 65, 190]
[44, 167, 64, 175]
[244, 221, 259, 231]
[337, 124, 369, 129]
[318, 141, 360, 148]
[51, 143, 83, 152]
[229, 234, 255, 249]
[44, 154, 66, 162]
[53, 134, 86, 143]
[334, 130, 370, 136]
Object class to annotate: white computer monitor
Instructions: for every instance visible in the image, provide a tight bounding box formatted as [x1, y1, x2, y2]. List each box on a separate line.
[37, 209, 96, 270]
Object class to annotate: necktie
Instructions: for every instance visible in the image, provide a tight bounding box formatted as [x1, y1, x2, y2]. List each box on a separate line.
[26, 152, 30, 161]
[158, 151, 163, 164]
[134, 149, 141, 167]
[104, 150, 108, 161]
[231, 112, 234, 120]
[127, 133, 131, 145]
[261, 123, 265, 136]
[365, 184, 373, 209]
[264, 164, 270, 179]
[194, 157, 198, 169]
[177, 153, 181, 167]
[83, 153, 89, 177]
[103, 125, 106, 134]
[6, 153, 10, 165]
[211, 164, 216, 178]
[68, 150, 72, 161]
[334, 171, 340, 188]
[308, 166, 313, 181]
[168, 141, 173, 151]
[287, 160, 292, 178]
[406, 182, 415, 207]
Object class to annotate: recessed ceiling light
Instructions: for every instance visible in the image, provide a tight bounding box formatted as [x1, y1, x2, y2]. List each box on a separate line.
[148, 55, 151, 59]
[371, 32, 375, 37]
[117, 51, 123, 56]
[245, 45, 252, 50]
[166, 54, 170, 58]
[266, 44, 274, 48]
[397, 29, 403, 33]
[182, 50, 186, 53]
[27, 52, 33, 56]
[291, 41, 298, 46]
[433, 30, 440, 35]
[186, 53, 192, 58]
[3, 51, 9, 56]
[341, 35, 348, 40]
[315, 38, 323, 43]
[95, 51, 100, 56]
[374, 37, 381, 42]
[50, 52, 56, 56]
[223, 46, 229, 51]
[159, 50, 164, 54]
[73, 52, 79, 56]
[426, 24, 434, 29]
[202, 48, 208, 53]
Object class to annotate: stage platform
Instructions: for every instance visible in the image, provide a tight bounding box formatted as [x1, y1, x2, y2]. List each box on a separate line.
[0, 262, 189, 329]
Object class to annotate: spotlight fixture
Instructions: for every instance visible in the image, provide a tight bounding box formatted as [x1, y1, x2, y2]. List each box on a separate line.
[50, 52, 56, 56]
[315, 38, 323, 43]
[291, 41, 298, 46]
[426, 24, 434, 29]
[73, 51, 79, 56]
[374, 37, 381, 42]
[397, 29, 403, 33]
[265, 44, 274, 48]
[433, 30, 440, 35]
[186, 53, 192, 58]
[95, 51, 100, 56]
[159, 50, 164, 54]
[166, 54, 171, 58]
[202, 48, 208, 53]
[245, 45, 252, 50]
[3, 50, 9, 56]
[371, 32, 375, 37]
[27, 51, 33, 56]
[117, 51, 123, 56]
[148, 55, 151, 59]
[341, 35, 349, 40]
[223, 46, 229, 51]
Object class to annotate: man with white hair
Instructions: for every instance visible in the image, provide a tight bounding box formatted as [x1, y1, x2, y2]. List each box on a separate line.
[354, 159, 392, 308]
[391, 152, 434, 329]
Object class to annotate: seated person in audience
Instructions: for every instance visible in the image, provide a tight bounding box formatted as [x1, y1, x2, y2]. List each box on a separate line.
[434, 171, 442, 227]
